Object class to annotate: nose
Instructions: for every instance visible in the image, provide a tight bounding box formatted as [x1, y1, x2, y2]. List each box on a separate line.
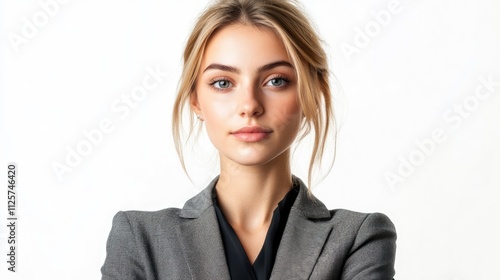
[238, 84, 264, 118]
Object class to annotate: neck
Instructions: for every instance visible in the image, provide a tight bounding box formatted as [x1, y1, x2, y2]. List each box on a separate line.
[214, 150, 293, 231]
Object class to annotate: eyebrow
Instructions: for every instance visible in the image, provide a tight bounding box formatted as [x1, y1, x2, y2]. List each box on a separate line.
[203, 60, 294, 74]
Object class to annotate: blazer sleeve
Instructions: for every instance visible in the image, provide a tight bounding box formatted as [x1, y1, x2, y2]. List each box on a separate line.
[101, 211, 145, 280]
[341, 212, 397, 280]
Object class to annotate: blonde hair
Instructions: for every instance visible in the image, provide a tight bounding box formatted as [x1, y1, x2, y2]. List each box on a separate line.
[172, 0, 336, 191]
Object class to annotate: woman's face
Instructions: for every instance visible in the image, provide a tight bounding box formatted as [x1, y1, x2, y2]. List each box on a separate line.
[192, 24, 302, 168]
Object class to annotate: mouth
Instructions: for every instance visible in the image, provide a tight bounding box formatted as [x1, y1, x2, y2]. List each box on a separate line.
[230, 126, 272, 142]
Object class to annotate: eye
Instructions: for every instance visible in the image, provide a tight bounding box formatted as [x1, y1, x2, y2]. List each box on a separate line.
[210, 79, 232, 89]
[266, 77, 289, 87]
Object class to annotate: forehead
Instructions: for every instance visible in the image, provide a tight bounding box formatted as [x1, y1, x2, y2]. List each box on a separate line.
[201, 24, 291, 70]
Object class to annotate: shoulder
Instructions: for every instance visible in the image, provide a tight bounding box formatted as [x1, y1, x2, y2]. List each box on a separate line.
[293, 177, 395, 234]
[330, 209, 396, 235]
[108, 208, 188, 244]
[114, 207, 183, 223]
[104, 208, 186, 256]
[288, 185, 397, 278]
[323, 208, 397, 248]
[324, 209, 397, 278]
[102, 208, 191, 278]
[109, 207, 185, 237]
[108, 177, 219, 235]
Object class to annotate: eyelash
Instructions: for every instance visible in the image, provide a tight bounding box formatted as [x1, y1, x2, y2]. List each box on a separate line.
[208, 75, 290, 92]
[266, 75, 290, 87]
[209, 78, 233, 92]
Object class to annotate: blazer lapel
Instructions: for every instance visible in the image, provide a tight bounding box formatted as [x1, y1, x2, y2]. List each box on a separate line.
[176, 176, 230, 279]
[175, 175, 332, 279]
[270, 175, 333, 279]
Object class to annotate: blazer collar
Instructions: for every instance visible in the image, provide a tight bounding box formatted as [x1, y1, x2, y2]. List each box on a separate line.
[179, 174, 331, 219]
[176, 174, 333, 279]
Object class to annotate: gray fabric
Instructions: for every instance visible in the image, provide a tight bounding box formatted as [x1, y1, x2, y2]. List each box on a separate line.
[101, 175, 397, 279]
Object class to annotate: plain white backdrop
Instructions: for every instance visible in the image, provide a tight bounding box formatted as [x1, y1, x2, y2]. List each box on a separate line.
[1, 0, 499, 279]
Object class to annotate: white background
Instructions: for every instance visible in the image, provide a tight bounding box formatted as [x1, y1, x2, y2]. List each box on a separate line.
[1, 0, 499, 279]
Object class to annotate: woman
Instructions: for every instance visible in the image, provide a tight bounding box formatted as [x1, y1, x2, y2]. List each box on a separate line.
[101, 0, 397, 279]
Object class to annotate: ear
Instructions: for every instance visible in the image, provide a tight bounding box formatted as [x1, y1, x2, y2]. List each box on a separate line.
[189, 91, 202, 116]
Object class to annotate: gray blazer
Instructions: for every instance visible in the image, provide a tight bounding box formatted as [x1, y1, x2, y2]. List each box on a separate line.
[101, 175, 396, 279]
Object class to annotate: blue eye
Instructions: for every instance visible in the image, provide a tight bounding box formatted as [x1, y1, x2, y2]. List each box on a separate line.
[211, 79, 232, 89]
[266, 77, 288, 87]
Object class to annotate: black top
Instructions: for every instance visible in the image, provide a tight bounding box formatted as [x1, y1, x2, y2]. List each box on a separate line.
[212, 182, 299, 280]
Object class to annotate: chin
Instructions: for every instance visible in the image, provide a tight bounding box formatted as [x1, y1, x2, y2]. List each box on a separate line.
[228, 156, 270, 167]
[225, 150, 287, 167]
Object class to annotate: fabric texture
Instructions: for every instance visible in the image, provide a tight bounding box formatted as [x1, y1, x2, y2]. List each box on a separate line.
[101, 175, 397, 279]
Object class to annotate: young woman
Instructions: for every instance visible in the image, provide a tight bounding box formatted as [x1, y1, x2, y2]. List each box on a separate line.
[101, 0, 397, 279]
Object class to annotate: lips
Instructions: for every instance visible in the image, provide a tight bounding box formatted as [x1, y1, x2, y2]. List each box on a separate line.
[231, 126, 272, 142]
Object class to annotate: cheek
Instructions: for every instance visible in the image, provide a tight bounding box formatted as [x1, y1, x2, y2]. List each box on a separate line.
[200, 98, 232, 123]
[197, 98, 231, 143]
[201, 113, 224, 149]
[270, 96, 302, 131]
